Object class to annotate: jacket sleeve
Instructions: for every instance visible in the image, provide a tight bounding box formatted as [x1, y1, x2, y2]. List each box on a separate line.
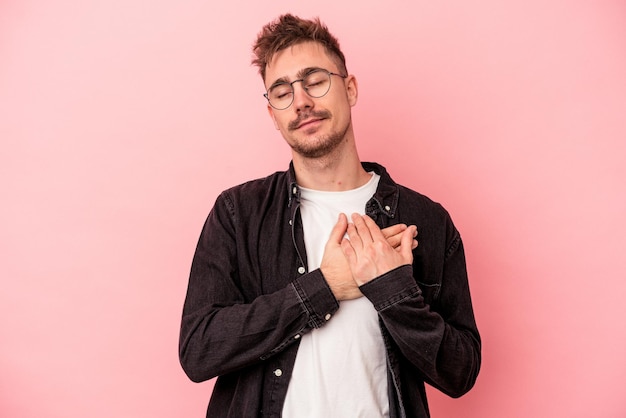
[179, 192, 339, 383]
[359, 227, 481, 398]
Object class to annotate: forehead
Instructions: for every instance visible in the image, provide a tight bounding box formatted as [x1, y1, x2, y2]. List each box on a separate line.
[265, 41, 337, 86]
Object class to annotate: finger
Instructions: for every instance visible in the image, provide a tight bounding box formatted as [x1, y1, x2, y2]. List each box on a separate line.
[400, 226, 417, 261]
[398, 233, 418, 252]
[351, 213, 374, 243]
[387, 233, 403, 249]
[341, 237, 357, 264]
[327, 213, 348, 244]
[381, 223, 407, 239]
[345, 221, 363, 249]
[395, 237, 418, 252]
[362, 214, 386, 242]
[383, 224, 407, 249]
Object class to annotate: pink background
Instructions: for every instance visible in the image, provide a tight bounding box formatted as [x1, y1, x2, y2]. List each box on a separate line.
[2, 1, 625, 417]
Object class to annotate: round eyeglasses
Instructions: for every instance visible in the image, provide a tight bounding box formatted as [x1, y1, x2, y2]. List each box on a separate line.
[264, 69, 347, 110]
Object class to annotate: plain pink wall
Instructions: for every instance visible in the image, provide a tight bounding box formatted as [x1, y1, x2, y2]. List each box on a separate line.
[1, 1, 625, 417]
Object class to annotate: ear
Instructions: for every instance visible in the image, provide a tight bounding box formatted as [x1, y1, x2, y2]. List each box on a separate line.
[345, 75, 358, 107]
[267, 104, 280, 130]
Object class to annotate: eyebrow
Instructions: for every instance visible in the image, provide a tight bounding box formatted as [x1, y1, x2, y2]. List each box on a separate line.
[268, 67, 326, 89]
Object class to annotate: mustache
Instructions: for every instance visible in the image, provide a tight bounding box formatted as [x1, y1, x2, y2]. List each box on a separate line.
[288, 110, 332, 131]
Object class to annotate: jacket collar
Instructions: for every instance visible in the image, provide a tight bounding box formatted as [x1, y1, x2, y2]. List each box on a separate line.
[286, 161, 399, 219]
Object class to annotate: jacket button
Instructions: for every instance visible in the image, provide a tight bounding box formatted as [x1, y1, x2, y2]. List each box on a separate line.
[385, 205, 391, 211]
[294, 334, 301, 340]
[298, 266, 305, 274]
[274, 369, 283, 377]
[324, 313, 331, 321]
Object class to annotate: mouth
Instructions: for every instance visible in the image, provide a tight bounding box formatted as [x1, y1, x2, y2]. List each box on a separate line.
[288, 110, 332, 131]
[295, 118, 324, 130]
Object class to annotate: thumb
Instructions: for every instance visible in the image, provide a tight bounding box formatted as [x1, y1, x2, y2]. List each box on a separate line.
[327, 213, 348, 244]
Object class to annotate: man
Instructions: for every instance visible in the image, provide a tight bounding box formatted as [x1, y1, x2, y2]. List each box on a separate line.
[180, 14, 480, 418]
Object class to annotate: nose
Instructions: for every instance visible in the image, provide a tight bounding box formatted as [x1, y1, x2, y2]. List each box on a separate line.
[291, 82, 314, 112]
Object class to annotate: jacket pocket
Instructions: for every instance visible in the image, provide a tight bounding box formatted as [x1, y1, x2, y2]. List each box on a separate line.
[415, 280, 441, 307]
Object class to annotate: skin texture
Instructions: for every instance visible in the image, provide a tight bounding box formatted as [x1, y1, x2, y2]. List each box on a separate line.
[264, 41, 366, 191]
[264, 41, 418, 300]
[342, 213, 416, 286]
[322, 213, 417, 300]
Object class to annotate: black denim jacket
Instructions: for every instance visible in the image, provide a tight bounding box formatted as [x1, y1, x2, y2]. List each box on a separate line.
[180, 162, 481, 418]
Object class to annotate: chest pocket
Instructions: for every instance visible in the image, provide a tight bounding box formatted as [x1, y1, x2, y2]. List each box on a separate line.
[415, 280, 441, 309]
[412, 252, 442, 309]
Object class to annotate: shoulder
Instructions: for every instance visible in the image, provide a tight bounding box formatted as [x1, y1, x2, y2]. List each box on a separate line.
[395, 184, 452, 223]
[217, 170, 290, 208]
[395, 183, 462, 248]
[397, 184, 448, 215]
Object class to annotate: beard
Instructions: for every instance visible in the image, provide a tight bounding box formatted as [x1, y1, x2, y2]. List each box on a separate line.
[289, 129, 348, 159]
[286, 110, 350, 159]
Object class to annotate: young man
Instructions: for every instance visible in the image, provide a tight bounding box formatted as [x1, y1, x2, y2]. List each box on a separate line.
[180, 14, 481, 418]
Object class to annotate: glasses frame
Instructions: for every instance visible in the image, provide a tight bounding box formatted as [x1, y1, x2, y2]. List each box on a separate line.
[264, 69, 348, 110]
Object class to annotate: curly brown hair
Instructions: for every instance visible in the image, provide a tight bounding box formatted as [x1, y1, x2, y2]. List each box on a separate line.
[252, 14, 348, 82]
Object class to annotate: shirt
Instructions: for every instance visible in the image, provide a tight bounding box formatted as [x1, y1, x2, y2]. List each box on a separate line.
[179, 162, 481, 418]
[283, 173, 388, 417]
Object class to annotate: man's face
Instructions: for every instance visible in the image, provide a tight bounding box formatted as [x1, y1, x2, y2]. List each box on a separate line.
[264, 42, 358, 159]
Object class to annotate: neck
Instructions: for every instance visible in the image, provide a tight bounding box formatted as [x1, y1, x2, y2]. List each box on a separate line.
[292, 140, 370, 191]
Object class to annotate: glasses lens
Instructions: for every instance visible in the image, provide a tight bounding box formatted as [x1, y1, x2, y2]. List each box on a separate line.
[303, 70, 331, 98]
[266, 70, 334, 109]
[268, 84, 293, 110]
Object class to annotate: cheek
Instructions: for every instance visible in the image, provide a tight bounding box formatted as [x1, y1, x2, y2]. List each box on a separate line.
[275, 114, 291, 131]
[334, 92, 353, 112]
[269, 110, 286, 131]
[332, 98, 353, 121]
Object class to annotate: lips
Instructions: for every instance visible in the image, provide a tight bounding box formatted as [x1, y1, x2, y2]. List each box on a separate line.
[288, 110, 332, 131]
[295, 118, 323, 129]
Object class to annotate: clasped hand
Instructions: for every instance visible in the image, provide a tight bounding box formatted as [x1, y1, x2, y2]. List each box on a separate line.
[320, 213, 417, 301]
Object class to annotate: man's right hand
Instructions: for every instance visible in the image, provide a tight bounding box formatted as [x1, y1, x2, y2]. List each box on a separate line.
[320, 213, 363, 301]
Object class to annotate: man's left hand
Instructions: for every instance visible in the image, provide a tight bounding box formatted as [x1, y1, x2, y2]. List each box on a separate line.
[341, 213, 416, 286]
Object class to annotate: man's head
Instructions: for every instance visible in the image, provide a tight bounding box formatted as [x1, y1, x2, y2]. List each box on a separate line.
[252, 14, 347, 82]
[251, 15, 358, 162]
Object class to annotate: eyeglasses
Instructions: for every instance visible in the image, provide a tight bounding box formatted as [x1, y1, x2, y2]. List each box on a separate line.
[264, 69, 347, 110]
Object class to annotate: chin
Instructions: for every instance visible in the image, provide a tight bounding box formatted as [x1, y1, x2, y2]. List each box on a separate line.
[293, 135, 345, 159]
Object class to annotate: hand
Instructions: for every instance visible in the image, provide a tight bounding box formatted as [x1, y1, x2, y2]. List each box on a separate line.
[341, 213, 416, 286]
[382, 223, 419, 251]
[320, 213, 363, 301]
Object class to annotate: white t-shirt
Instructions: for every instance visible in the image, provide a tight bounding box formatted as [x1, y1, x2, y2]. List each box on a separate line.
[282, 173, 389, 418]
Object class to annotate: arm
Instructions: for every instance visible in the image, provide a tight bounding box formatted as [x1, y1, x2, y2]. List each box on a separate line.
[179, 204, 417, 382]
[178, 193, 338, 382]
[342, 214, 481, 397]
